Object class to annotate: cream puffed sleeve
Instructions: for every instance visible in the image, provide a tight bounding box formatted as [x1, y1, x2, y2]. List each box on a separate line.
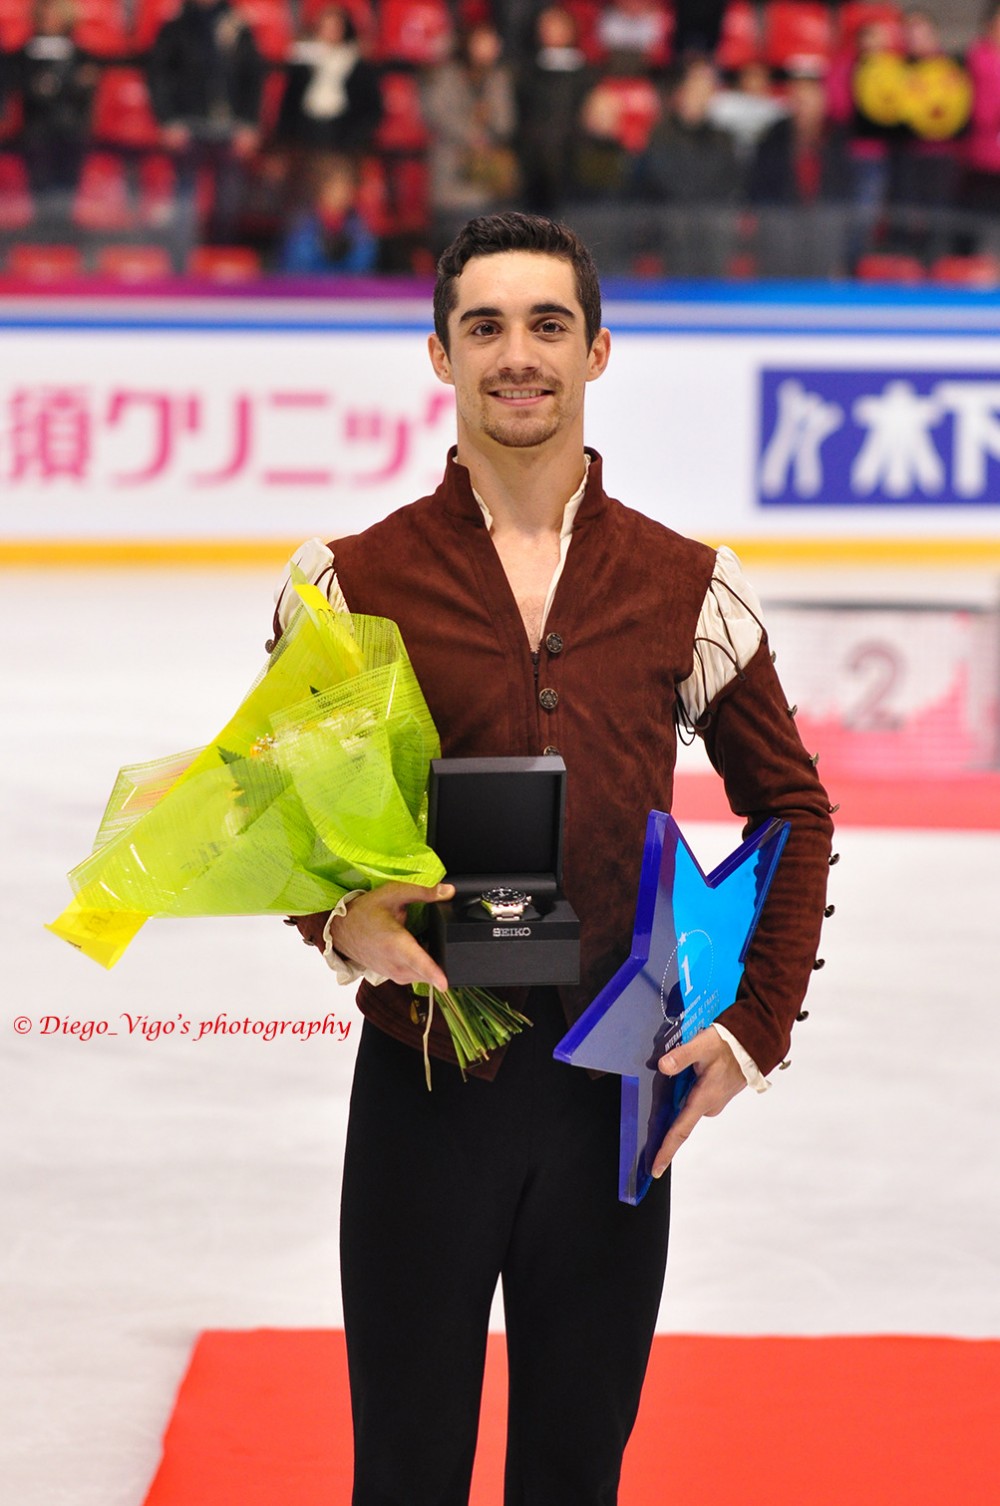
[676, 546, 765, 728]
[272, 537, 350, 634]
[678, 547, 771, 1093]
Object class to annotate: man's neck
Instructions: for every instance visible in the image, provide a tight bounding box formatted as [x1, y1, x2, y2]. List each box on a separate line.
[455, 428, 588, 537]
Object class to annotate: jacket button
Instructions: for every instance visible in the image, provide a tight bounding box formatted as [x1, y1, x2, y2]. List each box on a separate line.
[543, 744, 560, 755]
[539, 687, 559, 711]
[545, 631, 564, 655]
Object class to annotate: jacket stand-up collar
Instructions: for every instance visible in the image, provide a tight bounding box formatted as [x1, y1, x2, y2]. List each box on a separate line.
[438, 446, 608, 528]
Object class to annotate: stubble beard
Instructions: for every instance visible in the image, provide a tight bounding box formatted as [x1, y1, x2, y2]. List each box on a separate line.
[476, 380, 565, 450]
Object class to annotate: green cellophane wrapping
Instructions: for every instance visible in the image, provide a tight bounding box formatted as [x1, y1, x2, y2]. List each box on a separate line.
[48, 584, 444, 966]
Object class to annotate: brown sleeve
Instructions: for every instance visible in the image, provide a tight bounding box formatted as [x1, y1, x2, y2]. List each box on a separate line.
[282, 910, 330, 952]
[699, 637, 836, 1076]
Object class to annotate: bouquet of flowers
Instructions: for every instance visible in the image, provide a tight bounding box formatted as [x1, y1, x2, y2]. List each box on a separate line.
[47, 576, 529, 1079]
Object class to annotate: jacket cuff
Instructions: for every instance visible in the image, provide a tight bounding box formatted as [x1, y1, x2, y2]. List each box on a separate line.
[322, 893, 387, 987]
[712, 1023, 769, 1093]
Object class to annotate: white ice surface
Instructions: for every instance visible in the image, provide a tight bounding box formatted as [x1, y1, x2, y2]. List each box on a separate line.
[2, 568, 999, 1506]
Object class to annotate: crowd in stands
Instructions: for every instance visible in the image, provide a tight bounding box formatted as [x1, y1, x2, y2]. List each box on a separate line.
[1, 0, 999, 281]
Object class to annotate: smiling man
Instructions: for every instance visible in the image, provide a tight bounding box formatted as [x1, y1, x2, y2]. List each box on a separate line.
[274, 212, 834, 1506]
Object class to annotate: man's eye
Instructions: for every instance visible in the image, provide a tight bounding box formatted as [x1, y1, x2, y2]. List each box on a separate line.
[471, 321, 499, 336]
[538, 320, 566, 334]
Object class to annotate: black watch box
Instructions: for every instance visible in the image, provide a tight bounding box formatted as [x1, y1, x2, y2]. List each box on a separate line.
[426, 756, 580, 987]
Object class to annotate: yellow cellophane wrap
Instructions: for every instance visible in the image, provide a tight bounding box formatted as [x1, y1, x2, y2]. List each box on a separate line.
[47, 581, 445, 967]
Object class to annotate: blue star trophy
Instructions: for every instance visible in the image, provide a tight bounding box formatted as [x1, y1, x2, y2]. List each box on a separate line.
[554, 813, 789, 1204]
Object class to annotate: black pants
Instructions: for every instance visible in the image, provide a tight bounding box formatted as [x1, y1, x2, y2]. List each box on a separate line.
[340, 990, 672, 1506]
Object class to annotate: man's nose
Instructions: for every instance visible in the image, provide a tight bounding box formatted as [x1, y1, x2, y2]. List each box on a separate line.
[498, 324, 539, 372]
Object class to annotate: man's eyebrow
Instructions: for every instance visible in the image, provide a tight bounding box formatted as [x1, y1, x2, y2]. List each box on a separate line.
[530, 303, 577, 320]
[457, 303, 578, 325]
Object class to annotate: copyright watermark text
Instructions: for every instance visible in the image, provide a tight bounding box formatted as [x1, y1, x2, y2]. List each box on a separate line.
[11, 1011, 353, 1043]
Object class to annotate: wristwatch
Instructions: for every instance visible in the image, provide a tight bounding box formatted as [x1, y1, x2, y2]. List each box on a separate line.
[479, 887, 532, 922]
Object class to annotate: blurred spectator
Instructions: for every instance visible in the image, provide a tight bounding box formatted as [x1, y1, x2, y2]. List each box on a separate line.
[672, 0, 727, 60]
[420, 21, 519, 212]
[597, 0, 671, 71]
[573, 75, 637, 197]
[748, 69, 852, 278]
[3, 0, 98, 220]
[750, 71, 849, 204]
[515, 5, 595, 212]
[146, 0, 265, 248]
[962, 0, 1000, 231]
[637, 57, 741, 203]
[635, 57, 742, 275]
[826, 19, 903, 263]
[276, 151, 378, 273]
[276, 5, 381, 157]
[887, 8, 969, 256]
[708, 61, 788, 162]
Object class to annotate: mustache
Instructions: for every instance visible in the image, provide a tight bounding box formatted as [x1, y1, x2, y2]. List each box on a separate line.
[479, 372, 560, 392]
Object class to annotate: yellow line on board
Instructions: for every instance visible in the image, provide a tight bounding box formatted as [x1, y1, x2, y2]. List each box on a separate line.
[712, 538, 1000, 568]
[1, 538, 1000, 568]
[0, 539, 300, 568]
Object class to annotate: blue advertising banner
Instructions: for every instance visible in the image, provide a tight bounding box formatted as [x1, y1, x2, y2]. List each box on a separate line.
[758, 369, 1000, 509]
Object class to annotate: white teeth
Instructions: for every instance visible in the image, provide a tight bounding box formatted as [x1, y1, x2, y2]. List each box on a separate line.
[496, 389, 546, 398]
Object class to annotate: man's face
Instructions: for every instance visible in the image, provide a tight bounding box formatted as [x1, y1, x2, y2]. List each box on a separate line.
[428, 251, 610, 453]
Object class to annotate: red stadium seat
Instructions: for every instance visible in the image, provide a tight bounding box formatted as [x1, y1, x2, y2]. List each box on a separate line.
[375, 70, 428, 152]
[377, 0, 452, 65]
[92, 68, 163, 150]
[716, 1, 760, 72]
[387, 155, 429, 232]
[6, 244, 86, 281]
[356, 154, 392, 236]
[0, 93, 23, 143]
[0, 153, 33, 230]
[95, 244, 174, 281]
[75, 0, 130, 55]
[187, 245, 263, 281]
[930, 254, 1000, 287]
[0, 0, 30, 50]
[564, 0, 606, 64]
[234, 0, 293, 60]
[73, 152, 135, 231]
[132, 0, 179, 51]
[596, 76, 660, 153]
[136, 152, 177, 226]
[855, 253, 924, 283]
[764, 2, 834, 71]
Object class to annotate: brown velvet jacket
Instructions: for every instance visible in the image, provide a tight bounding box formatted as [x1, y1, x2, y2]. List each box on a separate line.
[282, 449, 834, 1080]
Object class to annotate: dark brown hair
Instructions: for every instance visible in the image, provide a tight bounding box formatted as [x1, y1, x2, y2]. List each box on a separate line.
[433, 212, 603, 352]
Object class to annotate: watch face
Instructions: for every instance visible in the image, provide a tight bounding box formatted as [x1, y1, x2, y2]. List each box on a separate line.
[479, 887, 532, 919]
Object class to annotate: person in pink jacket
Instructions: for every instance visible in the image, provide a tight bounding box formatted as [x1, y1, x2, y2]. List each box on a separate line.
[963, 0, 1000, 232]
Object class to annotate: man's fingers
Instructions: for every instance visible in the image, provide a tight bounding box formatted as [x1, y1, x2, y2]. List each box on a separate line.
[658, 1033, 704, 1076]
[385, 881, 455, 910]
[651, 1093, 704, 1179]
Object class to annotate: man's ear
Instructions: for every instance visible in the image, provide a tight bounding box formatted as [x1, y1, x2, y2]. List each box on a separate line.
[428, 333, 454, 385]
[586, 327, 611, 383]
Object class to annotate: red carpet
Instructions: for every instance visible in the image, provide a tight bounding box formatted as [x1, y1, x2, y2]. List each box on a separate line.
[142, 1329, 999, 1506]
[673, 771, 1000, 830]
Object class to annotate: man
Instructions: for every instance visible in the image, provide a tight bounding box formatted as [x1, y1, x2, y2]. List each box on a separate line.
[146, 0, 264, 256]
[274, 212, 834, 1505]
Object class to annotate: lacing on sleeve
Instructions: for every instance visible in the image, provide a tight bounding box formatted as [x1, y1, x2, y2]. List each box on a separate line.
[271, 537, 350, 641]
[676, 546, 766, 739]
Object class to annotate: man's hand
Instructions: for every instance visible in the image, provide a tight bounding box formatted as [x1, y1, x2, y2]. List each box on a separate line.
[329, 882, 455, 991]
[651, 1026, 746, 1178]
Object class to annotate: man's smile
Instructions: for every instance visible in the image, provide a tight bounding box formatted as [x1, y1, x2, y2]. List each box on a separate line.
[486, 385, 556, 405]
